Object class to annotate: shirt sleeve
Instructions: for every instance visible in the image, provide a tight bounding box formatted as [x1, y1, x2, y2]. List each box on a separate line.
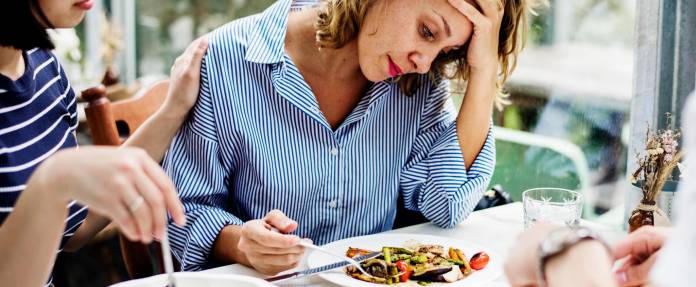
[399, 78, 496, 228]
[162, 57, 243, 271]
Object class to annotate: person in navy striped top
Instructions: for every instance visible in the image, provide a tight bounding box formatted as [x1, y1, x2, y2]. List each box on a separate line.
[0, 1, 209, 286]
[163, 0, 538, 274]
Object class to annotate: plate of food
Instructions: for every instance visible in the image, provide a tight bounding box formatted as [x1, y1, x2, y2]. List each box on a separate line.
[306, 233, 502, 286]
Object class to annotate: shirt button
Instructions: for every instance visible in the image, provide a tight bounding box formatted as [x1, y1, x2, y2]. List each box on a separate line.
[328, 200, 338, 208]
[330, 147, 339, 156]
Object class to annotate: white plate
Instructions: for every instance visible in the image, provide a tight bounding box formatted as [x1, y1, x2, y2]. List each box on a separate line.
[108, 272, 274, 287]
[307, 233, 502, 287]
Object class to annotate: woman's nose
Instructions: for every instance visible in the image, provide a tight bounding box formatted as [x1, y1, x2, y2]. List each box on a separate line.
[409, 50, 438, 74]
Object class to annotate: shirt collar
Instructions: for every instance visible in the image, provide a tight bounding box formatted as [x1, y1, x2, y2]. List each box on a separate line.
[244, 0, 294, 64]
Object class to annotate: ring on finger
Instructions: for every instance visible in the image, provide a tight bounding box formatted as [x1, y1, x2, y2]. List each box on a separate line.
[128, 195, 145, 213]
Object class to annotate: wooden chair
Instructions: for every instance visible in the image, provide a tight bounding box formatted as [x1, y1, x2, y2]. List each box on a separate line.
[82, 80, 171, 279]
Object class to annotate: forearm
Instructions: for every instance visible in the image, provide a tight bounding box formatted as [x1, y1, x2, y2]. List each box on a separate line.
[546, 241, 617, 287]
[0, 179, 68, 287]
[123, 107, 188, 162]
[456, 68, 496, 168]
[211, 225, 250, 266]
[62, 211, 110, 252]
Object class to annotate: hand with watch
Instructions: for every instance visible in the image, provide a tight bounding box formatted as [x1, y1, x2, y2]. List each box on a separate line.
[504, 223, 618, 287]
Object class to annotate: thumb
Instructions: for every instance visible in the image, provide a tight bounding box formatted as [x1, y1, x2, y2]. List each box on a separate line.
[190, 36, 209, 66]
[615, 253, 657, 286]
[264, 209, 298, 233]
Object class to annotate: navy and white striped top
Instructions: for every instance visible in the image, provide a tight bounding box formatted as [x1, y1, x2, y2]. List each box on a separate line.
[0, 48, 86, 250]
[163, 0, 495, 271]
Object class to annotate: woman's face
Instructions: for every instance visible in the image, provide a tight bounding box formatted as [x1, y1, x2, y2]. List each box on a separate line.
[358, 0, 475, 82]
[38, 0, 93, 28]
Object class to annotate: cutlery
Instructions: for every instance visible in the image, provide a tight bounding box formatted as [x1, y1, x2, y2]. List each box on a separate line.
[269, 228, 386, 280]
[160, 226, 177, 287]
[265, 251, 381, 283]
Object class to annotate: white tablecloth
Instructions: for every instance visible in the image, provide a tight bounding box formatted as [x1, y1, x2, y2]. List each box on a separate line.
[200, 203, 625, 286]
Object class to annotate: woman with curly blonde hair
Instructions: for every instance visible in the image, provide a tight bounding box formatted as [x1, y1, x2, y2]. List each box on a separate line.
[163, 0, 542, 274]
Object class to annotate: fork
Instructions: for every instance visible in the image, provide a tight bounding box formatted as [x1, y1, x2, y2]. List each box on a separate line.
[270, 228, 405, 279]
[160, 226, 177, 287]
[297, 239, 407, 280]
[298, 240, 379, 278]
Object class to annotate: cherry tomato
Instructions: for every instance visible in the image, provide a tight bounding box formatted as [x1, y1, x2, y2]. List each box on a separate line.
[395, 260, 411, 282]
[470, 252, 489, 270]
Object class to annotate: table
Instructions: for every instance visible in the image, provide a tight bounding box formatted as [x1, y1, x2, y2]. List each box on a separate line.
[201, 203, 626, 286]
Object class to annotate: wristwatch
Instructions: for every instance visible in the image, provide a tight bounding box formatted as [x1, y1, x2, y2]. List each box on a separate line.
[536, 226, 610, 287]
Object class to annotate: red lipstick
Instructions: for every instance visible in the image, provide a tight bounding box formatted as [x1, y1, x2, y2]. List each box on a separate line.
[387, 56, 403, 78]
[74, 0, 94, 10]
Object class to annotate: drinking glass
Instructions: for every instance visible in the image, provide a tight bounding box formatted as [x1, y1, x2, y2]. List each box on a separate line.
[523, 187, 583, 229]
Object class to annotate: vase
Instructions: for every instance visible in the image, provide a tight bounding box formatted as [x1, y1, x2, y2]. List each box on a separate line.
[628, 200, 671, 232]
[624, 180, 678, 231]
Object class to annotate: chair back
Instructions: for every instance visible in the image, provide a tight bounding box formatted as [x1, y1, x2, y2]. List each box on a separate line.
[82, 80, 170, 279]
[490, 126, 594, 217]
[83, 80, 169, 145]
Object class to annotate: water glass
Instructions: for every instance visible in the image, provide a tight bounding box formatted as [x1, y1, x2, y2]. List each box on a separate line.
[523, 188, 583, 229]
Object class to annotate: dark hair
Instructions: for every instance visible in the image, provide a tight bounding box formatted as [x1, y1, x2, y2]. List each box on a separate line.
[0, 0, 54, 50]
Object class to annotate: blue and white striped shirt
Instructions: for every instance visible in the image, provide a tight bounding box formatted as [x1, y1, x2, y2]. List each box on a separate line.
[163, 0, 495, 271]
[0, 48, 86, 250]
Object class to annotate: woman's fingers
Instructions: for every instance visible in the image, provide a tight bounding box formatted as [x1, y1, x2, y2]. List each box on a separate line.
[137, 151, 187, 226]
[129, 162, 168, 240]
[245, 220, 300, 248]
[474, 0, 503, 17]
[173, 36, 208, 78]
[246, 237, 305, 255]
[448, 0, 490, 28]
[188, 36, 209, 71]
[239, 218, 304, 275]
[116, 172, 154, 243]
[264, 209, 298, 233]
[259, 253, 304, 267]
[107, 194, 140, 241]
[611, 226, 665, 260]
[615, 253, 658, 287]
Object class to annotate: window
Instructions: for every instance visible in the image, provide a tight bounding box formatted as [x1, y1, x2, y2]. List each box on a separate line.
[485, 0, 636, 220]
[135, 0, 276, 78]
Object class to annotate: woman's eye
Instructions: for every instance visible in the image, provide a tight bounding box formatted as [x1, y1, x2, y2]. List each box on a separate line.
[420, 24, 435, 41]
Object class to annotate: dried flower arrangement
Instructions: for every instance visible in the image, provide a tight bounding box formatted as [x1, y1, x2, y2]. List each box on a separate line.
[630, 126, 684, 202]
[628, 118, 684, 231]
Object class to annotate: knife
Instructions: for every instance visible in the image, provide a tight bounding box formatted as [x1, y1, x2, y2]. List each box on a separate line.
[265, 251, 381, 283]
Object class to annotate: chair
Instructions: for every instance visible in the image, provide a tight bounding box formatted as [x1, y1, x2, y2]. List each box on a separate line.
[393, 126, 595, 228]
[491, 126, 595, 218]
[82, 80, 171, 279]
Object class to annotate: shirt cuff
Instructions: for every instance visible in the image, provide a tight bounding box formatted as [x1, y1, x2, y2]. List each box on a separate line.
[419, 123, 496, 227]
[426, 123, 496, 191]
[169, 207, 243, 271]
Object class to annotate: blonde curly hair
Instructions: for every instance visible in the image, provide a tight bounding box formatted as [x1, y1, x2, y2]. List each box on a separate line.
[315, 0, 547, 107]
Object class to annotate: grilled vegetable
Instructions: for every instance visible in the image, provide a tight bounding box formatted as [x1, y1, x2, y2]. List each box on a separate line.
[410, 254, 428, 264]
[387, 247, 414, 255]
[436, 266, 464, 283]
[411, 266, 453, 279]
[345, 244, 485, 285]
[383, 247, 392, 264]
[454, 248, 472, 275]
[470, 252, 490, 270]
[346, 247, 374, 258]
[348, 272, 387, 284]
[395, 260, 411, 282]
